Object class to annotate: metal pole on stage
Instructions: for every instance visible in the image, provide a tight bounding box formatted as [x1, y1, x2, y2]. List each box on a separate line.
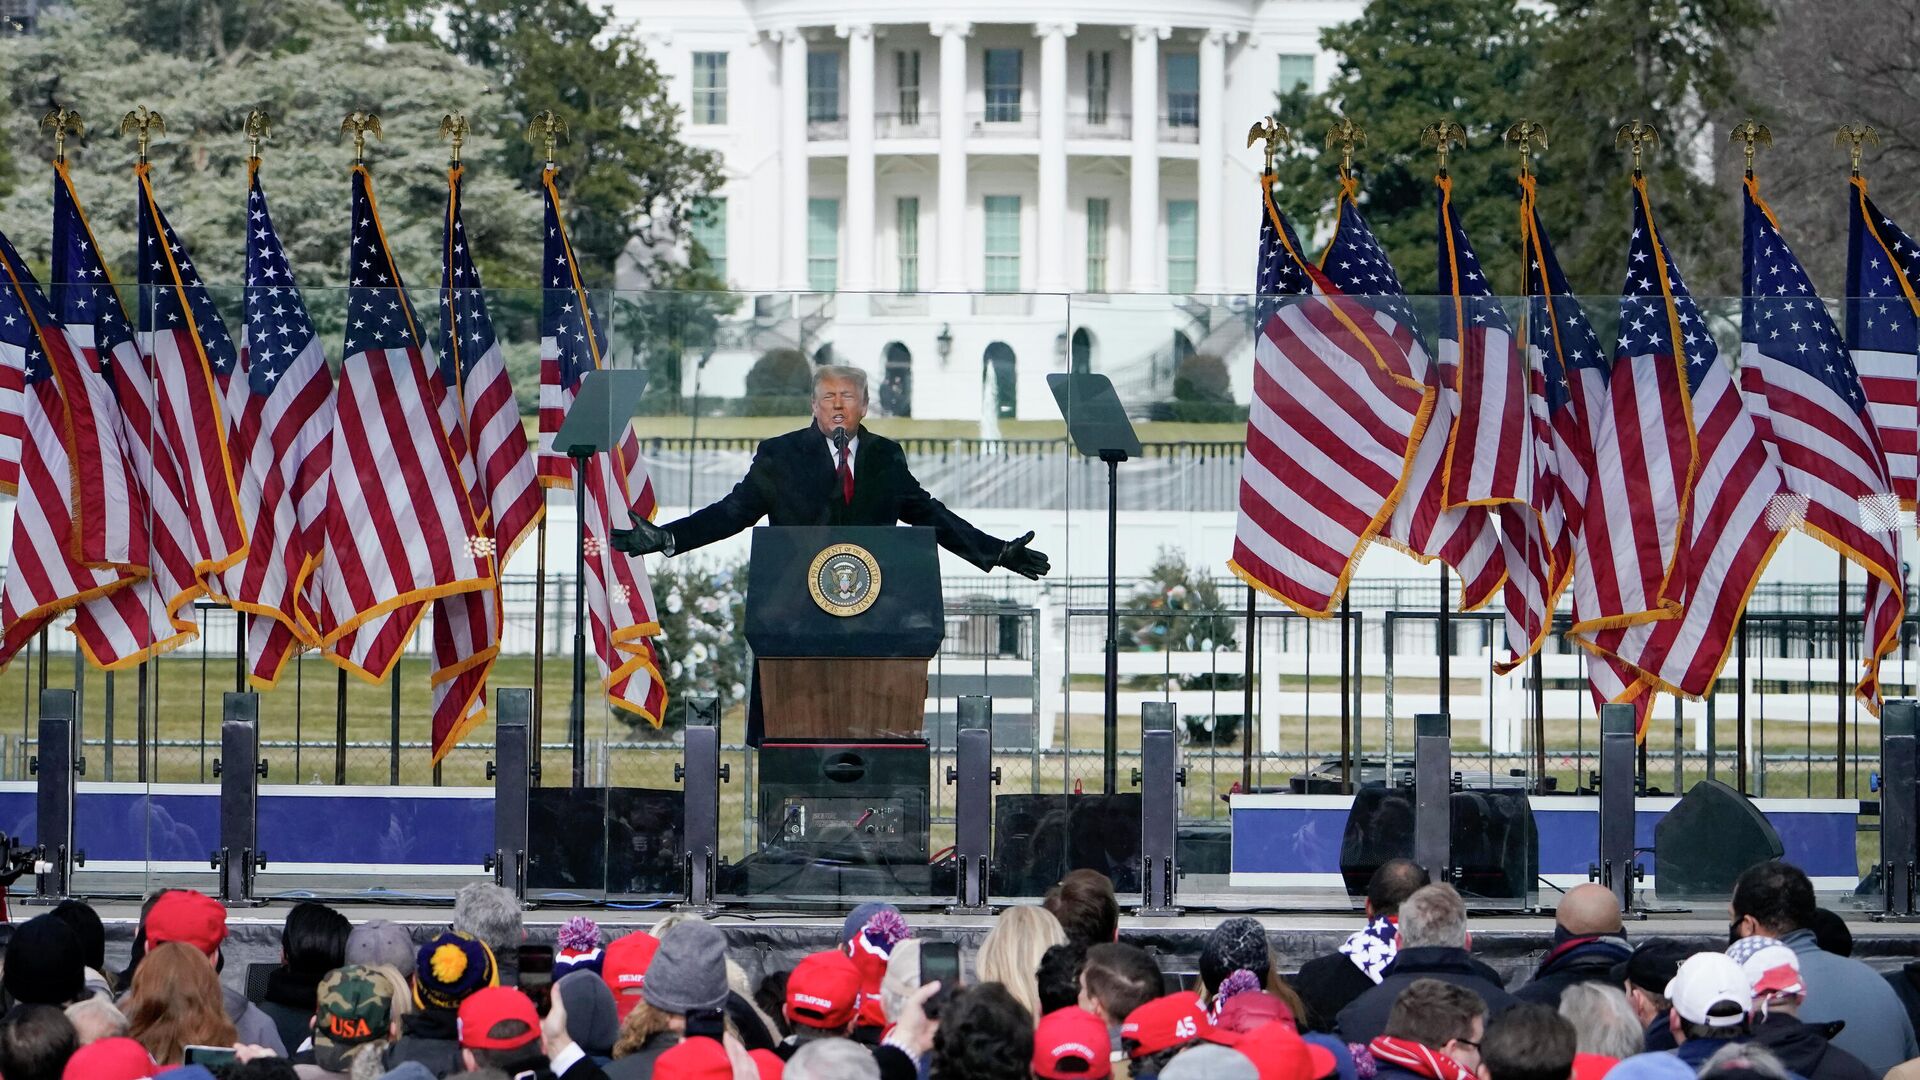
[1531, 649, 1546, 787]
[333, 668, 346, 785]
[1340, 590, 1352, 794]
[1241, 585, 1255, 793]
[571, 452, 589, 789]
[1438, 564, 1451, 717]
[1736, 617, 1748, 793]
[533, 519, 547, 782]
[1102, 450, 1120, 794]
[1837, 552, 1848, 797]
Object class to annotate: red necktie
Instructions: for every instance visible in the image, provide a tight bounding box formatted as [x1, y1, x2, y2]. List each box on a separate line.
[837, 445, 854, 505]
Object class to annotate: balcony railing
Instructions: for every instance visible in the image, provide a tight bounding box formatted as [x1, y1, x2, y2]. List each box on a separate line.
[1159, 115, 1200, 144]
[968, 110, 1038, 136]
[1068, 112, 1131, 139]
[806, 115, 847, 139]
[875, 111, 938, 138]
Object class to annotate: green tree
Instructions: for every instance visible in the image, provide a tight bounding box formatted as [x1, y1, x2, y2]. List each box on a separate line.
[433, 0, 724, 293]
[0, 0, 537, 322]
[1270, 0, 1769, 299]
[1269, 0, 1543, 296]
[1529, 0, 1771, 295]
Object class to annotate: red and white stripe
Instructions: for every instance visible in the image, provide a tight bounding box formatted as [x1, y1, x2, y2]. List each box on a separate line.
[1384, 346, 1507, 614]
[0, 251, 138, 666]
[1229, 295, 1432, 615]
[316, 342, 492, 680]
[220, 328, 333, 687]
[1856, 351, 1916, 507]
[1742, 348, 1903, 710]
[1592, 358, 1785, 699]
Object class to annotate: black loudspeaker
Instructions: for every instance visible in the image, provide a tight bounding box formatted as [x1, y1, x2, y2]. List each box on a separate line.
[527, 787, 684, 895]
[1654, 779, 1785, 901]
[1338, 785, 1538, 901]
[991, 793, 1142, 896]
[756, 740, 930, 862]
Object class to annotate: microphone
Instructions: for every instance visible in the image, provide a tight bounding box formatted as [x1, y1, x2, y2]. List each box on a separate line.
[831, 425, 849, 451]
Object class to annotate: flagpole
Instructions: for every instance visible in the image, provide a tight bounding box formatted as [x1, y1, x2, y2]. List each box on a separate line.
[527, 113, 569, 786]
[236, 112, 269, 701]
[1507, 120, 1551, 790]
[1240, 127, 1288, 796]
[1438, 563, 1450, 717]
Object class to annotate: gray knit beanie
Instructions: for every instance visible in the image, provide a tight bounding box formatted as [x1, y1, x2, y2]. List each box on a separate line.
[556, 970, 620, 1056]
[641, 920, 730, 1015]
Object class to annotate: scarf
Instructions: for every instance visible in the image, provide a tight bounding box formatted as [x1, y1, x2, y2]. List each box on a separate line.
[1367, 1036, 1476, 1080]
[1339, 916, 1400, 985]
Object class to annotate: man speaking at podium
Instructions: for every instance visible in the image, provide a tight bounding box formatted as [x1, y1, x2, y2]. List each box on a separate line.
[611, 365, 1050, 743]
[611, 365, 1050, 578]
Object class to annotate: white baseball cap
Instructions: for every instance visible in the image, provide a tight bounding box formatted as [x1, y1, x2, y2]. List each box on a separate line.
[1665, 952, 1753, 1026]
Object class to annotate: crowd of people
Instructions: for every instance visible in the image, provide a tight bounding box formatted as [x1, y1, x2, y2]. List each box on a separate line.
[0, 859, 1916, 1080]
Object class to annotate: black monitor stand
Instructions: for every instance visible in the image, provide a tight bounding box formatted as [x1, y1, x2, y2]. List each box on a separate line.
[1047, 372, 1143, 795]
[551, 368, 650, 789]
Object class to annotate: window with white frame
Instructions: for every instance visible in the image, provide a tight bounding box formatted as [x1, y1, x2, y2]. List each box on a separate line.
[690, 197, 726, 282]
[1085, 198, 1110, 292]
[1277, 53, 1315, 95]
[896, 197, 920, 293]
[691, 52, 728, 124]
[808, 50, 841, 121]
[984, 48, 1023, 122]
[1167, 199, 1197, 293]
[1165, 52, 1199, 127]
[896, 50, 922, 124]
[984, 196, 1021, 292]
[808, 198, 839, 291]
[1086, 51, 1112, 124]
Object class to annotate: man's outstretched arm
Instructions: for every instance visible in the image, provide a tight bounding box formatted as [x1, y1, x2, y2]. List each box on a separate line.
[612, 455, 772, 557]
[895, 465, 1049, 578]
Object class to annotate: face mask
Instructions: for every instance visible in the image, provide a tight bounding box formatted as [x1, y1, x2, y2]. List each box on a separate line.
[1728, 919, 1744, 945]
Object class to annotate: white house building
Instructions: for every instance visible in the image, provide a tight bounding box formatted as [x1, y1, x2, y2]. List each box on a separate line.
[611, 0, 1363, 420]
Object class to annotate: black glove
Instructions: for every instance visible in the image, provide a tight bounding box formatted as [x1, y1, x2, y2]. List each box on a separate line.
[997, 531, 1050, 579]
[610, 513, 673, 557]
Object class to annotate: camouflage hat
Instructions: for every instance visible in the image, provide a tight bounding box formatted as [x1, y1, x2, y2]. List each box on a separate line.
[314, 964, 397, 1072]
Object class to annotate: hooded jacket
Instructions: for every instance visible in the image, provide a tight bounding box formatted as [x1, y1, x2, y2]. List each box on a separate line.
[1333, 946, 1517, 1044]
[1514, 934, 1634, 1008]
[1749, 1012, 1874, 1080]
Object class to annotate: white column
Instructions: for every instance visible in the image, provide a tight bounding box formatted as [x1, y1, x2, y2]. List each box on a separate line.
[1128, 24, 1168, 293]
[777, 28, 810, 291]
[1195, 28, 1233, 294]
[933, 22, 972, 291]
[841, 23, 877, 292]
[1035, 22, 1075, 293]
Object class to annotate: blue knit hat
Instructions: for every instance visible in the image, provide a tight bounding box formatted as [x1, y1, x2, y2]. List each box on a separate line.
[413, 930, 497, 1011]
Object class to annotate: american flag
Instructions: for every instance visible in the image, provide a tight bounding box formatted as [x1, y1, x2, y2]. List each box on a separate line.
[315, 166, 492, 681]
[57, 166, 202, 667]
[1434, 178, 1547, 671]
[217, 166, 335, 687]
[1589, 181, 1787, 709]
[541, 168, 666, 723]
[1329, 184, 1503, 613]
[1518, 177, 1646, 720]
[46, 165, 145, 571]
[133, 165, 248, 580]
[1517, 176, 1581, 613]
[426, 165, 545, 760]
[1228, 177, 1431, 615]
[1740, 179, 1902, 712]
[1569, 178, 1698, 635]
[1846, 175, 1920, 510]
[0, 228, 138, 667]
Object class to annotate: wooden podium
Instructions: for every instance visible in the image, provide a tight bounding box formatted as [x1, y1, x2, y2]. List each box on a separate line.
[744, 526, 945, 740]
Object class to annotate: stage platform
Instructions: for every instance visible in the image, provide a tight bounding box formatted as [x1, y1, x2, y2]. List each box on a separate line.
[38, 901, 1920, 998]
